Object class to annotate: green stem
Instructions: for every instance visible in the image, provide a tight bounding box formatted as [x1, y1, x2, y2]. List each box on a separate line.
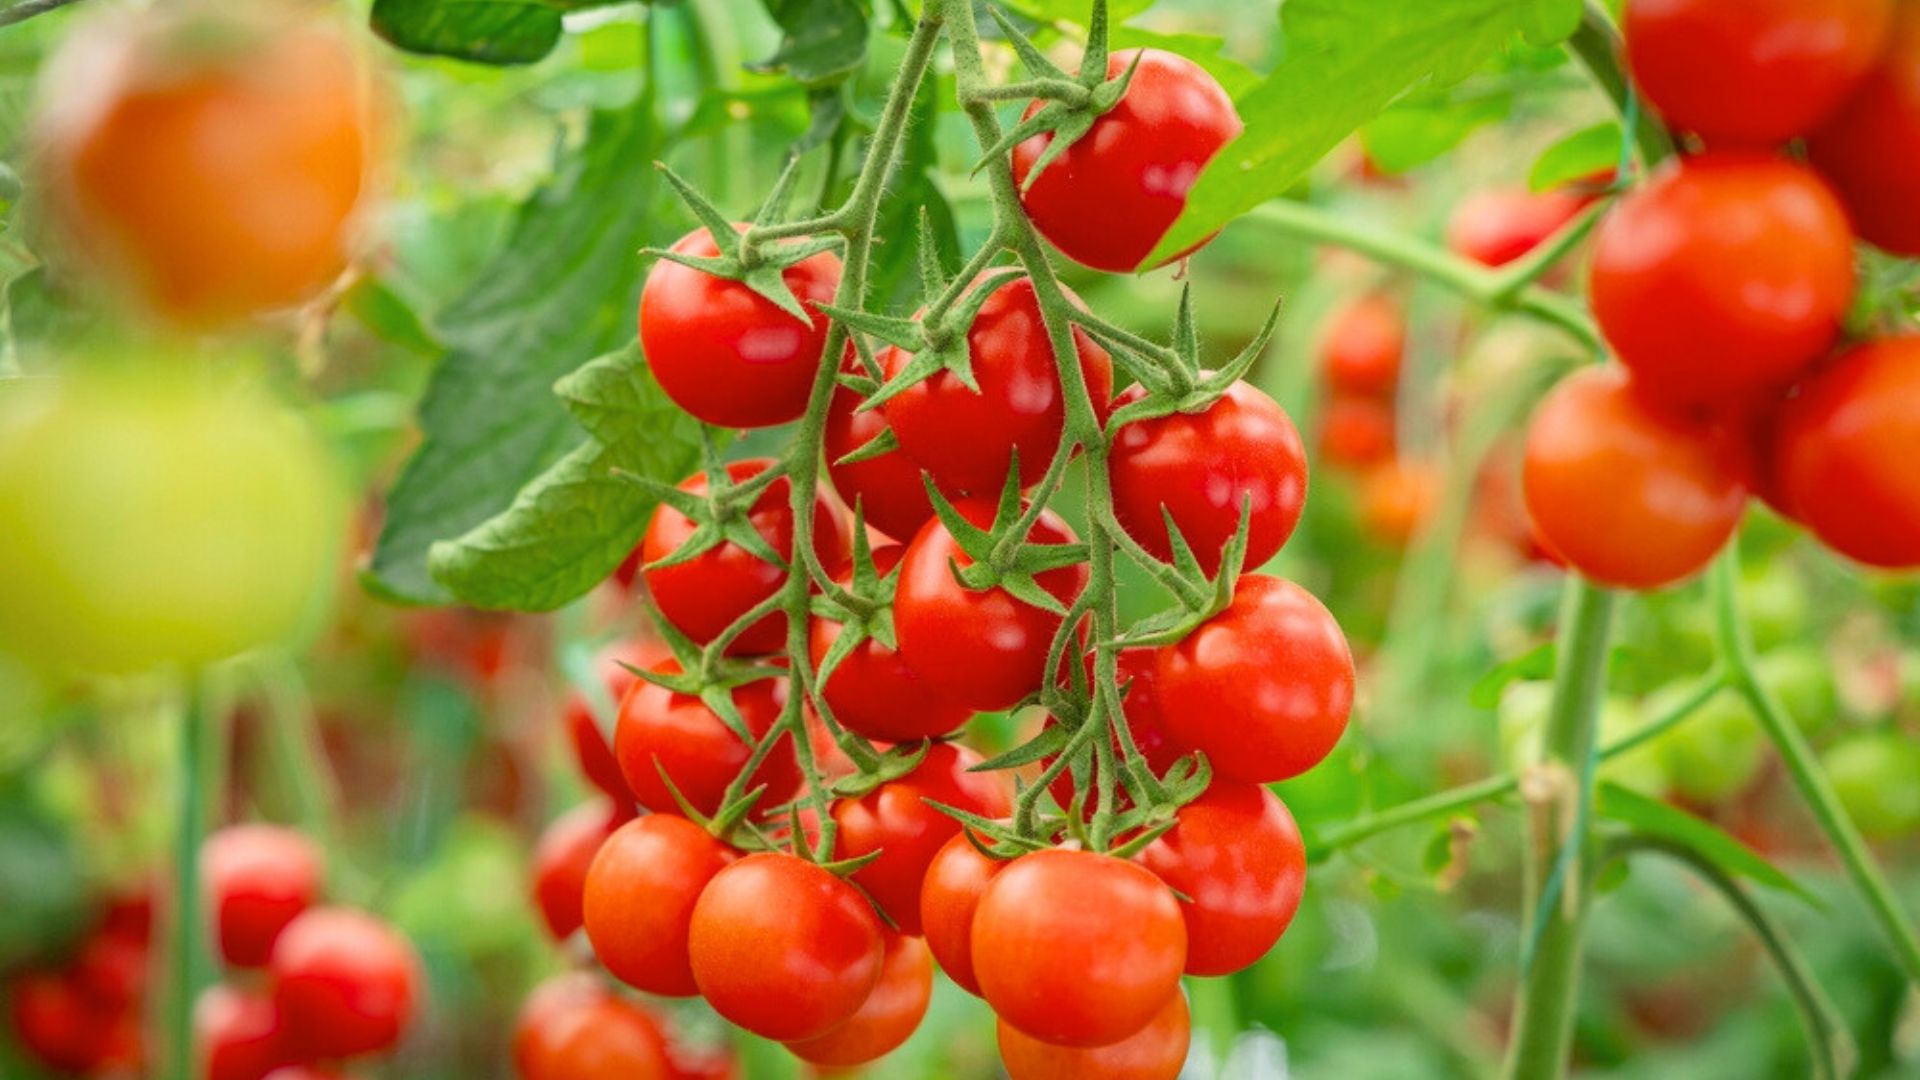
[165, 676, 216, 1080]
[0, 0, 84, 27]
[1566, 2, 1675, 166]
[249, 652, 344, 851]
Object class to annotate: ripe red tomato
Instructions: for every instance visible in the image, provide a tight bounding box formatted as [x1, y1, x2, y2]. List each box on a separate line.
[1445, 186, 1590, 268]
[893, 501, 1089, 711]
[996, 988, 1190, 1080]
[1045, 648, 1183, 814]
[1012, 50, 1242, 272]
[530, 800, 621, 942]
[1320, 293, 1405, 396]
[880, 277, 1113, 499]
[581, 815, 733, 998]
[687, 852, 885, 1041]
[202, 825, 323, 969]
[197, 984, 289, 1080]
[562, 640, 654, 808]
[1625, 0, 1891, 145]
[918, 833, 1005, 997]
[1522, 365, 1748, 588]
[9, 971, 112, 1073]
[1319, 394, 1397, 469]
[1773, 338, 1920, 568]
[810, 546, 972, 742]
[639, 224, 841, 428]
[641, 459, 850, 656]
[1809, 4, 1920, 254]
[972, 849, 1186, 1047]
[613, 664, 801, 817]
[1139, 782, 1306, 976]
[269, 908, 422, 1060]
[1588, 153, 1855, 406]
[70, 924, 147, 1009]
[1359, 459, 1439, 548]
[1155, 574, 1354, 784]
[262, 1069, 356, 1080]
[1108, 380, 1307, 575]
[512, 974, 601, 1076]
[784, 933, 933, 1068]
[832, 742, 1011, 934]
[512, 976, 672, 1080]
[824, 384, 936, 543]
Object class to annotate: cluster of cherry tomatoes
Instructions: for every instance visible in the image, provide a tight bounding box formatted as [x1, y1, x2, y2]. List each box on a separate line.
[1523, 0, 1920, 589]
[6, 891, 150, 1076]
[1313, 290, 1445, 547]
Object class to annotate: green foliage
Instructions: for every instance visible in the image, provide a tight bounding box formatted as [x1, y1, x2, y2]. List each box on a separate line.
[1596, 782, 1815, 905]
[752, 0, 870, 85]
[1530, 121, 1621, 192]
[370, 0, 569, 66]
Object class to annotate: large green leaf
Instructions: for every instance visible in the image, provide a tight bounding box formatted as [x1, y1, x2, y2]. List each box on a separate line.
[1597, 782, 1817, 906]
[366, 106, 664, 605]
[370, 0, 565, 65]
[1148, 0, 1576, 264]
[752, 0, 870, 86]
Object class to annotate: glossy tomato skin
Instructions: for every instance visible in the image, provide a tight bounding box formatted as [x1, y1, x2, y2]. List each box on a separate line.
[530, 800, 621, 942]
[824, 385, 937, 543]
[1012, 50, 1242, 272]
[1320, 293, 1405, 396]
[880, 277, 1113, 499]
[1155, 575, 1355, 784]
[562, 641, 654, 809]
[810, 546, 972, 742]
[639, 225, 841, 428]
[1445, 186, 1589, 268]
[1625, 0, 1891, 145]
[1773, 339, 1920, 568]
[972, 849, 1185, 1047]
[197, 984, 290, 1080]
[1522, 366, 1748, 589]
[641, 459, 850, 656]
[832, 743, 1011, 934]
[1319, 394, 1397, 469]
[269, 908, 421, 1060]
[613, 664, 800, 818]
[1809, 5, 1920, 255]
[1045, 648, 1183, 814]
[1139, 782, 1306, 976]
[784, 933, 933, 1068]
[581, 815, 733, 998]
[893, 502, 1089, 712]
[1589, 153, 1855, 406]
[1109, 380, 1307, 575]
[997, 988, 1190, 1080]
[918, 832, 1006, 996]
[202, 824, 323, 969]
[687, 853, 885, 1042]
[512, 975, 672, 1080]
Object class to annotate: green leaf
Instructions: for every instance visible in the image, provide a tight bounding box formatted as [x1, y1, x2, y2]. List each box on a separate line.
[1596, 782, 1818, 906]
[1360, 83, 1512, 174]
[1468, 641, 1557, 709]
[1529, 121, 1622, 192]
[370, 0, 564, 66]
[343, 276, 442, 357]
[1518, 0, 1583, 47]
[1149, 0, 1564, 264]
[1109, 26, 1260, 98]
[366, 106, 664, 605]
[868, 76, 959, 311]
[751, 0, 870, 86]
[1006, 0, 1156, 24]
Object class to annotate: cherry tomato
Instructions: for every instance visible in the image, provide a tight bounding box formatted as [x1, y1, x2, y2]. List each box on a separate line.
[269, 908, 422, 1060]
[639, 224, 841, 428]
[824, 384, 936, 543]
[1045, 648, 1183, 814]
[613, 664, 800, 817]
[71, 923, 148, 1009]
[34, 2, 377, 327]
[1319, 293, 1405, 396]
[512, 973, 603, 1077]
[997, 988, 1190, 1080]
[582, 815, 733, 998]
[1154, 574, 1355, 784]
[687, 852, 885, 1042]
[203, 825, 323, 969]
[641, 459, 849, 656]
[561, 640, 655, 808]
[1625, 0, 1891, 145]
[1773, 338, 1920, 568]
[197, 984, 289, 1080]
[1821, 731, 1920, 840]
[530, 800, 621, 942]
[785, 933, 933, 1068]
[917, 832, 1006, 997]
[1109, 380, 1307, 575]
[1318, 394, 1397, 469]
[1809, 5, 1920, 255]
[1139, 782, 1306, 976]
[262, 1069, 356, 1080]
[810, 546, 972, 742]
[1445, 186, 1589, 268]
[832, 742, 1011, 934]
[893, 501, 1089, 711]
[1588, 152, 1855, 406]
[880, 276, 1113, 499]
[1012, 50, 1241, 272]
[1359, 459, 1438, 548]
[9, 971, 111, 1073]
[512, 976, 672, 1080]
[972, 849, 1185, 1047]
[1522, 366, 1748, 589]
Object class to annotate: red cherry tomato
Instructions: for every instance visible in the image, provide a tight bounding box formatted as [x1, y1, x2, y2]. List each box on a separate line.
[832, 742, 1011, 934]
[1139, 782, 1306, 976]
[512, 973, 602, 1077]
[824, 384, 937, 543]
[197, 984, 289, 1080]
[880, 276, 1113, 499]
[784, 933, 933, 1068]
[1589, 152, 1855, 406]
[810, 546, 972, 742]
[972, 849, 1186, 1047]
[613, 664, 800, 818]
[1154, 574, 1354, 784]
[1359, 459, 1439, 548]
[262, 1069, 358, 1080]
[1522, 365, 1748, 588]
[9, 971, 111, 1073]
[202, 825, 323, 969]
[1809, 4, 1920, 255]
[512, 976, 672, 1080]
[530, 800, 622, 942]
[1445, 186, 1590, 268]
[687, 852, 885, 1042]
[1625, 0, 1891, 145]
[1319, 293, 1405, 396]
[71, 921, 148, 1009]
[1108, 380, 1307, 576]
[997, 988, 1190, 1080]
[1319, 394, 1397, 469]
[562, 641, 655, 808]
[1045, 648, 1184, 814]
[269, 908, 422, 1060]
[639, 225, 841, 429]
[641, 459, 850, 656]
[1774, 338, 1920, 568]
[893, 501, 1089, 711]
[1011, 50, 1242, 272]
[582, 814, 734, 998]
[917, 832, 1006, 997]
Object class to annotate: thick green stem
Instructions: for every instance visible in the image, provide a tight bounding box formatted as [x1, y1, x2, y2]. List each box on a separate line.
[1566, 2, 1675, 166]
[164, 678, 216, 1080]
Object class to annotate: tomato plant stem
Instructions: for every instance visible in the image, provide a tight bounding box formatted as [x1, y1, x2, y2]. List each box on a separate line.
[163, 676, 215, 1080]
[1566, 2, 1675, 166]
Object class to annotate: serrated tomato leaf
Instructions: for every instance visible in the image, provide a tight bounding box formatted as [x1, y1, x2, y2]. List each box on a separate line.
[370, 0, 564, 66]
[751, 0, 869, 86]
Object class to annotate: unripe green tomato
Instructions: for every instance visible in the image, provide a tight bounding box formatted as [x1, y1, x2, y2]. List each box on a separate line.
[1755, 648, 1838, 739]
[1821, 731, 1920, 841]
[1498, 682, 1665, 795]
[1740, 562, 1810, 653]
[0, 371, 340, 676]
[1645, 687, 1766, 805]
